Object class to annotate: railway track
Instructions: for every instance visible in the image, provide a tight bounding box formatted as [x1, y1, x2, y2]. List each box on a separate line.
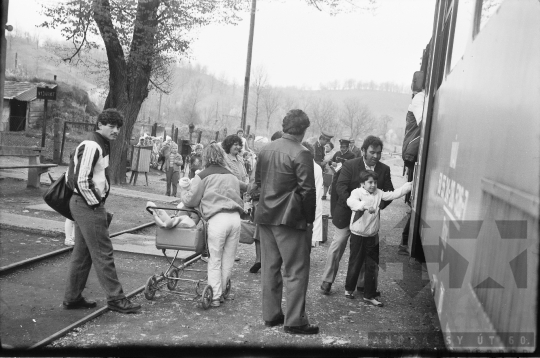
[0, 221, 156, 275]
[0, 221, 199, 349]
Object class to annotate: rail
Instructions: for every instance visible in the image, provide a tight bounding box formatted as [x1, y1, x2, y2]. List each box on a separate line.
[0, 221, 156, 274]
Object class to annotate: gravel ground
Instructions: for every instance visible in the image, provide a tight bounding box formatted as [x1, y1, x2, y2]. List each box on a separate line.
[46, 160, 445, 353]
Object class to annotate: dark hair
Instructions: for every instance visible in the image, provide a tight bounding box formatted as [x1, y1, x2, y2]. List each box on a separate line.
[221, 134, 243, 154]
[270, 131, 283, 141]
[361, 135, 383, 151]
[97, 108, 124, 128]
[282, 109, 310, 135]
[302, 141, 315, 157]
[326, 142, 334, 150]
[237, 129, 244, 134]
[319, 135, 330, 141]
[359, 170, 379, 184]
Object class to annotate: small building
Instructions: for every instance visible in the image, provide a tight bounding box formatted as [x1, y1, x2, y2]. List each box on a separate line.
[1, 81, 56, 132]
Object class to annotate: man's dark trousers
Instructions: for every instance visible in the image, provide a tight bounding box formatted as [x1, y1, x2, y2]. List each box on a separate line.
[64, 196, 126, 303]
[260, 224, 311, 327]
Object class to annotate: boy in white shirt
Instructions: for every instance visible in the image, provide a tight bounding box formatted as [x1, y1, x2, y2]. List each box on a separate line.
[345, 170, 412, 306]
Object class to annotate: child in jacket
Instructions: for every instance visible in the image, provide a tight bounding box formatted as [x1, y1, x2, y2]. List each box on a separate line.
[344, 170, 412, 307]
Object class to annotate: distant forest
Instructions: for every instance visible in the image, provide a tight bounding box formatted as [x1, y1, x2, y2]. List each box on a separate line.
[6, 31, 412, 145]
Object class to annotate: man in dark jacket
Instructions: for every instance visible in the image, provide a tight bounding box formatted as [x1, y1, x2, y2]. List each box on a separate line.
[321, 135, 394, 295]
[313, 130, 333, 168]
[255, 109, 318, 335]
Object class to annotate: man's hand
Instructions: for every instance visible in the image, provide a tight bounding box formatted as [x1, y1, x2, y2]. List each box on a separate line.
[305, 223, 313, 242]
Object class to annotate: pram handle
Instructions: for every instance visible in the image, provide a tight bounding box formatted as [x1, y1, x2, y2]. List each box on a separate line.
[146, 205, 203, 220]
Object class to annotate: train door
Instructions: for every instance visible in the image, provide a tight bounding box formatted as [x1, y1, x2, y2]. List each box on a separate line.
[410, 0, 539, 352]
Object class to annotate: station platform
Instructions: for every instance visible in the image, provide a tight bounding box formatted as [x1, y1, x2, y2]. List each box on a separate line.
[0, 211, 191, 258]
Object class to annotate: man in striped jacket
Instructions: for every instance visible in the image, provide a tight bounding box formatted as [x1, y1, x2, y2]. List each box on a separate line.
[63, 109, 141, 314]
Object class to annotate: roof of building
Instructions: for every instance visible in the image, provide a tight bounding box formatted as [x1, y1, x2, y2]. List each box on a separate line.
[3, 81, 57, 101]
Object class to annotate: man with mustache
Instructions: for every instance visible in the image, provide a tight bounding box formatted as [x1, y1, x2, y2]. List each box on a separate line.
[63, 109, 141, 314]
[321, 135, 394, 296]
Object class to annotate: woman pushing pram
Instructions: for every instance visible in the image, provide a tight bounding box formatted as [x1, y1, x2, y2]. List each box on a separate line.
[167, 143, 244, 308]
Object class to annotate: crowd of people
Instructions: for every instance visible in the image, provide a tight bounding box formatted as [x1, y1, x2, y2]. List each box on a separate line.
[61, 100, 418, 334]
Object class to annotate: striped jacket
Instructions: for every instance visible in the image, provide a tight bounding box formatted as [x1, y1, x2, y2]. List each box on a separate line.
[68, 132, 111, 208]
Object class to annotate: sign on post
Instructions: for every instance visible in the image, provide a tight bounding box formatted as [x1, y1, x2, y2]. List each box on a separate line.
[37, 86, 57, 100]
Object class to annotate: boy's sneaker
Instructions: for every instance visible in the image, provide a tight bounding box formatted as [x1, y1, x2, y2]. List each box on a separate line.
[345, 291, 355, 299]
[64, 237, 75, 246]
[201, 256, 208, 263]
[211, 300, 220, 307]
[107, 298, 141, 313]
[363, 297, 383, 307]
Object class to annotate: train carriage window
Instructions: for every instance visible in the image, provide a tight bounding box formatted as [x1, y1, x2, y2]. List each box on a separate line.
[473, 0, 504, 37]
[449, 0, 476, 72]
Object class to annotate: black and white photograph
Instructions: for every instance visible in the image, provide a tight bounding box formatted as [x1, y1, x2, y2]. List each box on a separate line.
[0, 0, 538, 355]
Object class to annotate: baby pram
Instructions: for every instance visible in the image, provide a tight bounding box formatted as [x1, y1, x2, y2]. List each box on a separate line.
[143, 205, 231, 309]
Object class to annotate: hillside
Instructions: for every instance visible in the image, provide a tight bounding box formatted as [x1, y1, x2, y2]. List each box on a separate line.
[6, 35, 411, 144]
[5, 36, 105, 108]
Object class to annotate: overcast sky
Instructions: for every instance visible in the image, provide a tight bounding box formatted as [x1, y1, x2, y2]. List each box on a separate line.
[8, 0, 435, 89]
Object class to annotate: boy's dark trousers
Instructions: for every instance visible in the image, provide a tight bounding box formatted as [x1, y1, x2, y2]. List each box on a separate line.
[165, 168, 179, 196]
[345, 233, 379, 299]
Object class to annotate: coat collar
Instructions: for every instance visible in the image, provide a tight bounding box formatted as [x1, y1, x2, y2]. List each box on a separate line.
[282, 133, 301, 143]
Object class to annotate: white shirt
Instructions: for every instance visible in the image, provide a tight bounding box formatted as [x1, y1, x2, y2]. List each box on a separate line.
[408, 91, 425, 125]
[363, 157, 375, 171]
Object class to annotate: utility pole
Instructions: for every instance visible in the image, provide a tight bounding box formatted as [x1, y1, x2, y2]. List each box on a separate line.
[157, 92, 163, 123]
[0, 0, 11, 133]
[240, 0, 256, 131]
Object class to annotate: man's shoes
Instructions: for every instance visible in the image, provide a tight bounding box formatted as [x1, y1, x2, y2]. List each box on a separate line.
[398, 244, 409, 256]
[107, 298, 141, 314]
[264, 314, 285, 327]
[249, 262, 261, 273]
[363, 297, 384, 307]
[284, 324, 319, 335]
[235, 257, 241, 262]
[320, 281, 332, 295]
[63, 297, 97, 309]
[345, 290, 355, 299]
[357, 287, 381, 297]
[64, 237, 75, 246]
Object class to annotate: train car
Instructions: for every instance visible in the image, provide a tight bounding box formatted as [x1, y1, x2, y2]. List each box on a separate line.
[408, 0, 539, 353]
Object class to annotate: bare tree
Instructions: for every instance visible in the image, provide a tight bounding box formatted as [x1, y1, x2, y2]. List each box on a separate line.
[39, 0, 246, 183]
[262, 88, 281, 132]
[250, 65, 268, 132]
[180, 78, 206, 124]
[308, 96, 339, 134]
[377, 114, 392, 138]
[340, 97, 376, 140]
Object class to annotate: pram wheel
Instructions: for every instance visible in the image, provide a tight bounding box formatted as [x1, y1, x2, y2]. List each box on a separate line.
[223, 278, 231, 299]
[167, 268, 179, 290]
[144, 275, 158, 300]
[200, 285, 213, 310]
